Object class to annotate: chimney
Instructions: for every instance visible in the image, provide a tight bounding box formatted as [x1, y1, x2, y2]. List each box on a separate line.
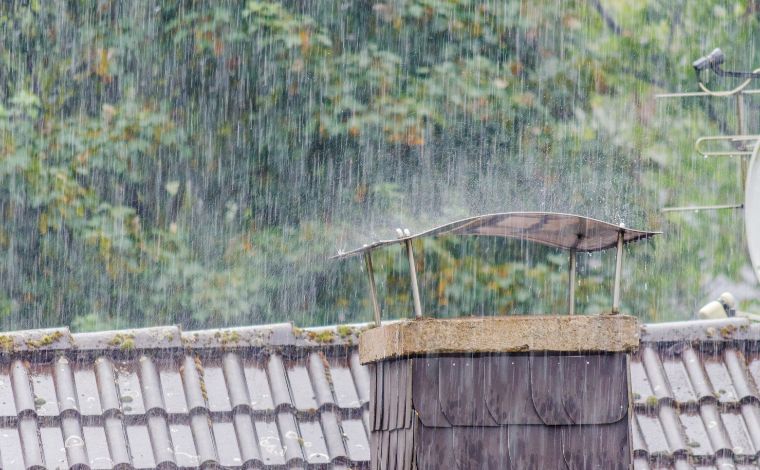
[334, 212, 656, 468]
[359, 315, 640, 469]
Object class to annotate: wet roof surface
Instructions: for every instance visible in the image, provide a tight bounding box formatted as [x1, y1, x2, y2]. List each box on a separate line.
[1, 317, 759, 469]
[333, 211, 660, 259]
[0, 323, 371, 469]
[633, 318, 760, 470]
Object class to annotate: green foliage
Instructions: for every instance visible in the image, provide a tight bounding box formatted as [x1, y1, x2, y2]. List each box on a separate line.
[0, 0, 757, 331]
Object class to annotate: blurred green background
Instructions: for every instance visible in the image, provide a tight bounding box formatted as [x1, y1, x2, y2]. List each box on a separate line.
[0, 0, 758, 331]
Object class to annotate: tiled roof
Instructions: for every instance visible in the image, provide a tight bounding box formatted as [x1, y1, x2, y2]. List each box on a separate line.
[0, 323, 372, 469]
[4, 317, 760, 469]
[632, 318, 760, 470]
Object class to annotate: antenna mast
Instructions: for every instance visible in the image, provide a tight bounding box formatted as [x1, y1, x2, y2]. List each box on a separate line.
[657, 48, 760, 284]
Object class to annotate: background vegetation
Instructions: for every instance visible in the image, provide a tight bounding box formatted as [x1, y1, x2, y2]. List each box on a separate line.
[0, 0, 759, 331]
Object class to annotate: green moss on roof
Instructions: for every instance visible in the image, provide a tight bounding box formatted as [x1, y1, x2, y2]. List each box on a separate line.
[25, 331, 64, 349]
[306, 330, 335, 343]
[214, 330, 241, 345]
[0, 335, 14, 353]
[108, 333, 136, 350]
[336, 325, 354, 338]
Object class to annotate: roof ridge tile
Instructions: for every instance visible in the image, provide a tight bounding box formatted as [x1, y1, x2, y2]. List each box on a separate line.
[0, 327, 72, 354]
[640, 318, 756, 343]
[75, 326, 181, 351]
[0, 321, 381, 356]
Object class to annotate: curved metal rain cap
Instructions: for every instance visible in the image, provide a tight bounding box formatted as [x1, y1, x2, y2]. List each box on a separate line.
[746, 142, 760, 284]
[333, 212, 659, 259]
[334, 212, 660, 324]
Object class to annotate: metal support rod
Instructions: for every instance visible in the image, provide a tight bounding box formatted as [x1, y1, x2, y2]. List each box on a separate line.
[655, 89, 760, 99]
[708, 63, 760, 80]
[661, 203, 743, 213]
[612, 231, 624, 314]
[737, 94, 750, 189]
[695, 135, 760, 157]
[404, 239, 423, 318]
[737, 93, 747, 136]
[568, 249, 576, 316]
[364, 252, 382, 326]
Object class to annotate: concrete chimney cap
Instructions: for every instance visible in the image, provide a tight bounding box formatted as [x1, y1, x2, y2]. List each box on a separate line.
[358, 315, 640, 363]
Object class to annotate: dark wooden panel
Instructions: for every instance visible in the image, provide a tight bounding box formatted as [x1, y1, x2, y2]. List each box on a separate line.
[530, 353, 574, 425]
[381, 429, 391, 470]
[438, 355, 497, 426]
[484, 355, 543, 425]
[508, 425, 569, 469]
[404, 419, 415, 470]
[374, 363, 386, 432]
[370, 363, 379, 431]
[562, 421, 630, 470]
[562, 354, 628, 424]
[387, 428, 397, 470]
[411, 357, 450, 427]
[396, 359, 408, 430]
[396, 428, 415, 470]
[370, 352, 633, 469]
[415, 425, 454, 470]
[395, 429, 405, 470]
[453, 426, 510, 470]
[387, 360, 399, 431]
[370, 430, 380, 470]
[382, 360, 392, 431]
[403, 358, 413, 428]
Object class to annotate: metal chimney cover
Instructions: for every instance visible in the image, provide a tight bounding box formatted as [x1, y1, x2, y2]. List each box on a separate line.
[333, 211, 660, 259]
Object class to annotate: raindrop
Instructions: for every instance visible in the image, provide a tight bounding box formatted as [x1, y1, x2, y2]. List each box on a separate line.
[64, 435, 84, 448]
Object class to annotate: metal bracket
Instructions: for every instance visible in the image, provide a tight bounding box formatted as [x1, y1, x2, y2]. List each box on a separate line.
[611, 230, 624, 314]
[568, 249, 576, 315]
[661, 204, 744, 213]
[695, 135, 760, 157]
[364, 252, 382, 326]
[404, 239, 423, 318]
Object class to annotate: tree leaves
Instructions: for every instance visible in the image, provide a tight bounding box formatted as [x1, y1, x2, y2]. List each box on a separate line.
[0, 0, 755, 332]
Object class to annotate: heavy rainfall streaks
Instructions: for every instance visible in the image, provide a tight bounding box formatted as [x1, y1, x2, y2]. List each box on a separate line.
[0, 1, 758, 331]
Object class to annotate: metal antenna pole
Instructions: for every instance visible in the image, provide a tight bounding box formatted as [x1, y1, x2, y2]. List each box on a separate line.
[568, 249, 576, 315]
[737, 93, 747, 135]
[661, 203, 744, 213]
[737, 93, 750, 190]
[612, 231, 624, 314]
[364, 252, 382, 326]
[404, 239, 423, 318]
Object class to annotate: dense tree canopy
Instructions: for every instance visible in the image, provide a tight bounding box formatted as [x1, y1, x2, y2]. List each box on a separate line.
[0, 0, 758, 331]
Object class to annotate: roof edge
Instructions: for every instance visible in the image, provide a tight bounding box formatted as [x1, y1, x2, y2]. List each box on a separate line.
[1, 316, 757, 355]
[0, 322, 379, 354]
[639, 317, 760, 343]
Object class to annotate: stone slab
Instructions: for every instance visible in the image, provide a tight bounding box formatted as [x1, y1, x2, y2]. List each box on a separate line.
[359, 315, 639, 364]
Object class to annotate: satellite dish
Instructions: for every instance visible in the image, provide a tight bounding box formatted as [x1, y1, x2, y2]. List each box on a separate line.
[746, 140, 760, 284]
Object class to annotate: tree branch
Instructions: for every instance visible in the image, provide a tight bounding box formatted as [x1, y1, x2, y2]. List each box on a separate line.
[589, 0, 622, 36]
